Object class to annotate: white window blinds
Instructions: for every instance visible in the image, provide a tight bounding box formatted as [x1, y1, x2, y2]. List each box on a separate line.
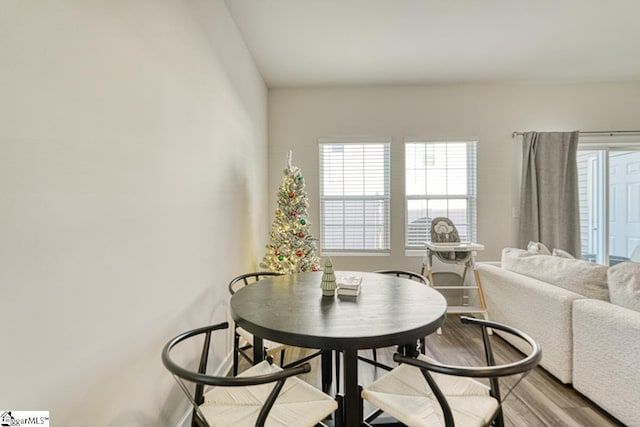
[405, 140, 477, 248]
[319, 139, 391, 254]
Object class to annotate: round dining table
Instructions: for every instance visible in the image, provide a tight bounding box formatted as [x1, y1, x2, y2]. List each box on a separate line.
[230, 270, 447, 427]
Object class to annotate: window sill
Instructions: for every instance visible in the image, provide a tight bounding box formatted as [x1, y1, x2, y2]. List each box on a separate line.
[320, 251, 390, 257]
[405, 249, 426, 257]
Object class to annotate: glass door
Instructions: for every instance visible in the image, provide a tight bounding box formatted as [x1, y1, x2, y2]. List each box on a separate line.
[577, 148, 640, 265]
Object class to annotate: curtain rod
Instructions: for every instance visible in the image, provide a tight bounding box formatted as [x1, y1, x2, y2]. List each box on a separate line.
[512, 130, 640, 138]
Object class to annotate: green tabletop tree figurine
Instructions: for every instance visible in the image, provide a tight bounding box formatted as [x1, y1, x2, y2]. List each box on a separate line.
[260, 151, 320, 274]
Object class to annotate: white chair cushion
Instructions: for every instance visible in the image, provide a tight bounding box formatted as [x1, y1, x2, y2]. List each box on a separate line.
[201, 361, 338, 427]
[362, 354, 499, 427]
[236, 327, 289, 355]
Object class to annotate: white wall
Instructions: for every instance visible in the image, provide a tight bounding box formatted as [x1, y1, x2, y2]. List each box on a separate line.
[0, 1, 267, 425]
[269, 82, 640, 270]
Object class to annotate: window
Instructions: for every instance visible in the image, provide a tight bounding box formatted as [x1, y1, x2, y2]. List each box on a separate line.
[405, 140, 477, 249]
[577, 140, 640, 265]
[319, 138, 390, 255]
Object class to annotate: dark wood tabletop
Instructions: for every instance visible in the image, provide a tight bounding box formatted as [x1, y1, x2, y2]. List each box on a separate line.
[229, 271, 447, 427]
[230, 271, 447, 351]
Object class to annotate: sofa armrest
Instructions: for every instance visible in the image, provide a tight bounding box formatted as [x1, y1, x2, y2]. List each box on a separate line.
[573, 299, 640, 426]
[478, 263, 586, 383]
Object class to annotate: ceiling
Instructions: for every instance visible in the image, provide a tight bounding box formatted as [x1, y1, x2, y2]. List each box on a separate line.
[225, 0, 640, 88]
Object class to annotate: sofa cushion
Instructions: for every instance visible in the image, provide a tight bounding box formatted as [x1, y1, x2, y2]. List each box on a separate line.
[527, 240, 551, 255]
[501, 248, 609, 301]
[608, 262, 640, 312]
[552, 248, 575, 259]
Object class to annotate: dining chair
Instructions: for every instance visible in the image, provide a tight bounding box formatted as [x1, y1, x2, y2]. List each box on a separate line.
[229, 272, 325, 377]
[355, 270, 430, 373]
[361, 316, 542, 427]
[229, 272, 287, 375]
[162, 321, 339, 427]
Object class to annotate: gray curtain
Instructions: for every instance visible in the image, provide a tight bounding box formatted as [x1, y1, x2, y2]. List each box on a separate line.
[518, 131, 581, 257]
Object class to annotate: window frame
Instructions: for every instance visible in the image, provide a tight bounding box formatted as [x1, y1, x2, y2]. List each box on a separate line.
[404, 138, 478, 252]
[318, 137, 391, 256]
[577, 137, 640, 265]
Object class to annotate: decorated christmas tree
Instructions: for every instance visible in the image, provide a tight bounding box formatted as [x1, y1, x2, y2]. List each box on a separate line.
[260, 151, 321, 273]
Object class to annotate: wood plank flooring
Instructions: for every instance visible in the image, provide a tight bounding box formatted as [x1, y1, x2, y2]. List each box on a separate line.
[240, 315, 625, 426]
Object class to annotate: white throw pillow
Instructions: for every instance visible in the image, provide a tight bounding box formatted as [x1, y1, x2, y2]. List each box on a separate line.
[552, 248, 575, 259]
[527, 241, 551, 255]
[608, 262, 640, 312]
[502, 248, 609, 300]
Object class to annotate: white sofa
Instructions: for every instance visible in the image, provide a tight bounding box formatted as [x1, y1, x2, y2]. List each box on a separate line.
[477, 260, 584, 383]
[477, 249, 640, 426]
[573, 299, 640, 426]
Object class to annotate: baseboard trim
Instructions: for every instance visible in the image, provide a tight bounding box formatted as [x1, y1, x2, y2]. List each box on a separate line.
[176, 409, 190, 427]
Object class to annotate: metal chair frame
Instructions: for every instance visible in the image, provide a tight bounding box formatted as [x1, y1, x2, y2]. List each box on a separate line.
[229, 272, 325, 378]
[363, 316, 542, 427]
[162, 322, 338, 427]
[229, 272, 285, 376]
[354, 270, 430, 374]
